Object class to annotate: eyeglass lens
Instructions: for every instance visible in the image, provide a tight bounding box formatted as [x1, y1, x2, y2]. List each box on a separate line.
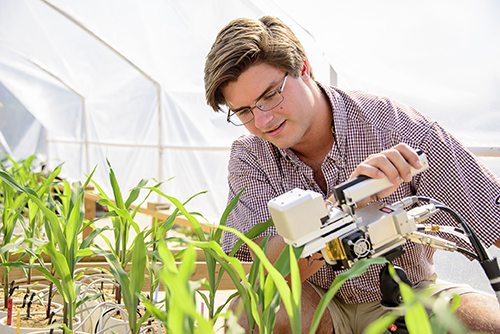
[229, 73, 287, 125]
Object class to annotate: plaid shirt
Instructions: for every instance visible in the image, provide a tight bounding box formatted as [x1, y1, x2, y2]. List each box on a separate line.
[222, 83, 500, 304]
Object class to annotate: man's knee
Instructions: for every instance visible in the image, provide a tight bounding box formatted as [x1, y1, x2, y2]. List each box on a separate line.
[454, 292, 500, 334]
[299, 281, 334, 334]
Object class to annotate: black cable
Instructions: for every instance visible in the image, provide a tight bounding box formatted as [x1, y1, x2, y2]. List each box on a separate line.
[95, 307, 120, 333]
[416, 196, 490, 262]
[433, 205, 489, 262]
[416, 196, 500, 304]
[456, 247, 479, 260]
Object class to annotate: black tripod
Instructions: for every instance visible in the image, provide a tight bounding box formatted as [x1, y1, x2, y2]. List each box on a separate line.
[379, 263, 410, 334]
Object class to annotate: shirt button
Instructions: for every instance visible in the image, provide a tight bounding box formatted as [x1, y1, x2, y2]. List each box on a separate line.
[337, 158, 342, 164]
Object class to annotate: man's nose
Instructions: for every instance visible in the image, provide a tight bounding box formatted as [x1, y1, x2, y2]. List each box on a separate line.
[253, 108, 273, 129]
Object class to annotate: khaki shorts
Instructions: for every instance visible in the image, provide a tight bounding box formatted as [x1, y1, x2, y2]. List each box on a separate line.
[308, 273, 476, 334]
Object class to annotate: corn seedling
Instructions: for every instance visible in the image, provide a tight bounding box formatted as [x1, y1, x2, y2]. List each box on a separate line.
[0, 172, 28, 309]
[146, 186, 230, 319]
[98, 231, 150, 334]
[90, 160, 161, 304]
[0, 166, 103, 332]
[142, 242, 219, 334]
[0, 155, 47, 301]
[17, 160, 62, 291]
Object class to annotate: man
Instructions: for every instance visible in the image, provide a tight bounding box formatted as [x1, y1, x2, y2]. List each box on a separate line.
[204, 16, 500, 333]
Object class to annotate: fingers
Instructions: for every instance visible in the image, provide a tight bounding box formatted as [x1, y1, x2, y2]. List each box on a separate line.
[351, 144, 422, 190]
[393, 143, 423, 172]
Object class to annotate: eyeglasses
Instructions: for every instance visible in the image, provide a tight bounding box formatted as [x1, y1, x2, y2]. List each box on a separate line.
[226, 73, 288, 126]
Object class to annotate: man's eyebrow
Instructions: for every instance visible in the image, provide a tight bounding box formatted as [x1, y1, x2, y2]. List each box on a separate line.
[231, 77, 281, 112]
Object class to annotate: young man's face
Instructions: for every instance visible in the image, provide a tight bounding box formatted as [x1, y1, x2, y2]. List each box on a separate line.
[222, 62, 318, 150]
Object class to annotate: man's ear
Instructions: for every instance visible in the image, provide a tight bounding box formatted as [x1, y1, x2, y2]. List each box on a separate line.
[300, 60, 311, 81]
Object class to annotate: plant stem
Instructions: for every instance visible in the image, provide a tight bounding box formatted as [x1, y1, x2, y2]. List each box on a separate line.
[26, 268, 31, 294]
[3, 255, 10, 309]
[63, 300, 75, 331]
[116, 284, 122, 317]
[63, 301, 68, 328]
[209, 294, 215, 319]
[46, 282, 53, 318]
[3, 275, 8, 309]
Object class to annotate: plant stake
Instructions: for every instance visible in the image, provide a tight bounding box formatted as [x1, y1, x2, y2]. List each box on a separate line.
[26, 292, 35, 318]
[16, 310, 20, 334]
[6, 298, 12, 325]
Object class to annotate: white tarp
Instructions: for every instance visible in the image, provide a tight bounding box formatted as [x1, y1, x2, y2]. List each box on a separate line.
[0, 0, 499, 225]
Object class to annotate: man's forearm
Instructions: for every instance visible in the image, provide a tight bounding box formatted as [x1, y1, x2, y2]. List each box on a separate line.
[252, 235, 325, 283]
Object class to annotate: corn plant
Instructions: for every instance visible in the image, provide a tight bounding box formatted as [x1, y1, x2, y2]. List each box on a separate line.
[142, 242, 221, 334]
[145, 186, 245, 322]
[0, 155, 63, 295]
[19, 163, 62, 290]
[144, 213, 174, 311]
[2, 154, 43, 191]
[0, 172, 28, 308]
[89, 160, 160, 298]
[139, 187, 263, 332]
[0, 167, 103, 332]
[98, 231, 150, 334]
[0, 155, 43, 292]
[211, 224, 304, 334]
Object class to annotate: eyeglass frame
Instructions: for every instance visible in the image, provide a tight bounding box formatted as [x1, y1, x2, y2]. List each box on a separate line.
[226, 72, 288, 126]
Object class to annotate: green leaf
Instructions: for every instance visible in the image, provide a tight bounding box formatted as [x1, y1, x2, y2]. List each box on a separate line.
[75, 291, 103, 309]
[178, 245, 197, 283]
[0, 240, 23, 255]
[229, 218, 274, 257]
[405, 301, 432, 334]
[107, 159, 125, 209]
[61, 180, 72, 219]
[130, 232, 146, 301]
[0, 261, 33, 269]
[75, 248, 93, 258]
[430, 292, 468, 334]
[66, 189, 85, 270]
[41, 242, 75, 303]
[364, 313, 400, 334]
[125, 178, 149, 209]
[0, 171, 68, 253]
[449, 293, 461, 312]
[145, 187, 208, 242]
[215, 224, 299, 333]
[214, 187, 246, 243]
[309, 257, 388, 334]
[35, 164, 63, 198]
[288, 245, 302, 332]
[142, 297, 168, 323]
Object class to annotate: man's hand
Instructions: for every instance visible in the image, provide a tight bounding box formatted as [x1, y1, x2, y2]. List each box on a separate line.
[347, 143, 423, 207]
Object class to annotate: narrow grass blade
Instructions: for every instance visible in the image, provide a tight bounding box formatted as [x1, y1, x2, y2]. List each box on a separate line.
[309, 257, 388, 334]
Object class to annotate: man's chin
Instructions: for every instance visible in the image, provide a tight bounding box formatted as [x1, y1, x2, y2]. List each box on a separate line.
[266, 137, 294, 150]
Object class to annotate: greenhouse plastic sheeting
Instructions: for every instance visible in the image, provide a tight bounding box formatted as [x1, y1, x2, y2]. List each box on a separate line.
[0, 0, 499, 224]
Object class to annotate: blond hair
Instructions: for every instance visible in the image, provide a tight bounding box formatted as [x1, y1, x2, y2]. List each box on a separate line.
[204, 16, 313, 111]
